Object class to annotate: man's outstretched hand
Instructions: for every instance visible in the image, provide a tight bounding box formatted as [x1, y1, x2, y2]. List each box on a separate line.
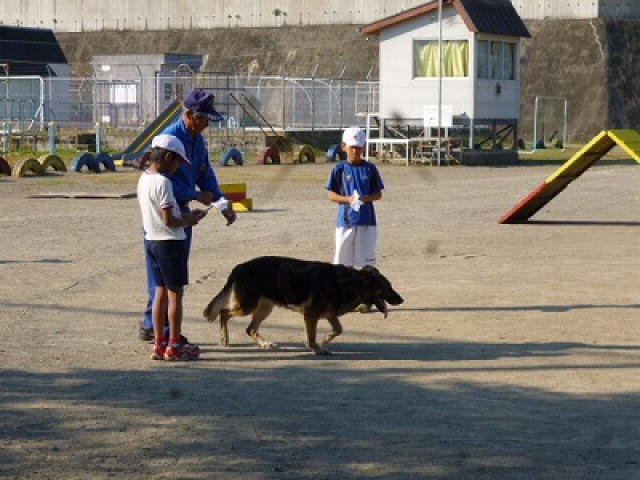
[221, 208, 237, 226]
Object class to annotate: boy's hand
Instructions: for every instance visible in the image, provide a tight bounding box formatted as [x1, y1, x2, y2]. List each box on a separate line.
[183, 211, 202, 226]
[191, 208, 208, 220]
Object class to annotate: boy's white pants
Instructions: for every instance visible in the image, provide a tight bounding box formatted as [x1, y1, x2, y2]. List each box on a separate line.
[333, 226, 377, 267]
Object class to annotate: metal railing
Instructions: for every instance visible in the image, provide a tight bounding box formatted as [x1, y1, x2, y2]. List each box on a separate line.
[0, 73, 380, 133]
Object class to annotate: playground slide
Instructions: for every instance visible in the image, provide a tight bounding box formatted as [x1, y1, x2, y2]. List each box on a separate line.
[112, 98, 183, 162]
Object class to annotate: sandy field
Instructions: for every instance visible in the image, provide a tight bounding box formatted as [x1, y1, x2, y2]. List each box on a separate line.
[2, 160, 640, 479]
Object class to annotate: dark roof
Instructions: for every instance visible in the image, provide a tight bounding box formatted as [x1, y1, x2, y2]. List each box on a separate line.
[360, 0, 530, 38]
[0, 26, 68, 76]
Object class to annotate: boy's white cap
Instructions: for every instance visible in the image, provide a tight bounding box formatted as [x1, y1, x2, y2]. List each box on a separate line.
[151, 134, 190, 163]
[342, 127, 366, 148]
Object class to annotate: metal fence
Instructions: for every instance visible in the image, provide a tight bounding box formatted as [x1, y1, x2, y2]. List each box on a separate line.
[0, 73, 378, 134]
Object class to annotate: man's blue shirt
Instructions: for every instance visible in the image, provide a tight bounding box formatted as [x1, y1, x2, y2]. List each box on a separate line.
[162, 119, 224, 204]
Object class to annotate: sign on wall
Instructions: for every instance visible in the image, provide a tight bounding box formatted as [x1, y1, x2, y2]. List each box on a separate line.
[424, 105, 453, 128]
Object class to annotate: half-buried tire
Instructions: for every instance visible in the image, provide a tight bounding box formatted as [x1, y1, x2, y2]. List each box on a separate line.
[220, 147, 243, 166]
[70, 153, 99, 173]
[326, 144, 346, 162]
[12, 157, 44, 177]
[259, 146, 281, 165]
[0, 156, 11, 176]
[297, 144, 316, 163]
[39, 154, 67, 172]
[95, 152, 116, 172]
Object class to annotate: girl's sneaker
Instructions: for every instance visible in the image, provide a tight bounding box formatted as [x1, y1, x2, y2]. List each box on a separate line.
[150, 344, 166, 360]
[164, 345, 198, 361]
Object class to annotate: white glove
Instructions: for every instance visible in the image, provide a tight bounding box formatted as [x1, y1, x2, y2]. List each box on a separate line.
[211, 197, 230, 212]
[350, 190, 363, 212]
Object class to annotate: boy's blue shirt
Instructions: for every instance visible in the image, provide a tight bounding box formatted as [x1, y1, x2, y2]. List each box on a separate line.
[325, 160, 384, 227]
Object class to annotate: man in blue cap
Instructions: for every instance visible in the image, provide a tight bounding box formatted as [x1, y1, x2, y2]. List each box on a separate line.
[139, 88, 237, 346]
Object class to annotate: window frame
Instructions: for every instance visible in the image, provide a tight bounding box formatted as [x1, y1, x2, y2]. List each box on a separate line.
[413, 38, 470, 79]
[477, 39, 516, 81]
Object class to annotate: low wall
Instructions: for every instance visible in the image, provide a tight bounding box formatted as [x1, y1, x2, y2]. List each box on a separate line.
[460, 150, 519, 166]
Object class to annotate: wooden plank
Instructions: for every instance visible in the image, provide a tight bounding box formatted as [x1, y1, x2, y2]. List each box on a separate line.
[607, 129, 640, 163]
[28, 192, 137, 199]
[499, 130, 640, 223]
[220, 183, 247, 194]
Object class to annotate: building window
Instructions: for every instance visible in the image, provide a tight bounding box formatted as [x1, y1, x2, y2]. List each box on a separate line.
[477, 40, 515, 80]
[413, 40, 469, 78]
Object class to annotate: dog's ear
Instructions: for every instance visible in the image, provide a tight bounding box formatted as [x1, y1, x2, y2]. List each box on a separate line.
[361, 265, 379, 274]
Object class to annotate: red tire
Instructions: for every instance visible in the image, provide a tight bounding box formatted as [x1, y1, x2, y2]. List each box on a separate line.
[259, 146, 280, 165]
[0, 156, 10, 176]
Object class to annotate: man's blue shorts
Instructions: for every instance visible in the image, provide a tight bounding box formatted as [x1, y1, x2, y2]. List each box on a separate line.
[145, 239, 188, 289]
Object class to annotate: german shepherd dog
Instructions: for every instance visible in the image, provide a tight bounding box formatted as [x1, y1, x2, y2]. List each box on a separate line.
[203, 256, 404, 355]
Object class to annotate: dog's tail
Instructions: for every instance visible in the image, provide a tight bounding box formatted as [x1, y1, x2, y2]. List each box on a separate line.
[203, 279, 233, 322]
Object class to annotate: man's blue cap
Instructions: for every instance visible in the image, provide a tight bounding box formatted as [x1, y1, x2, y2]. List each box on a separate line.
[183, 89, 224, 122]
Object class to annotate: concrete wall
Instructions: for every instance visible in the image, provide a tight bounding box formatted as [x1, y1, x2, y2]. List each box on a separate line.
[1, 0, 638, 32]
[511, 0, 640, 19]
[519, 19, 640, 142]
[1, 0, 427, 31]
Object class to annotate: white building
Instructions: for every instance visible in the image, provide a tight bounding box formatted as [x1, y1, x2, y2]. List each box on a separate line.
[360, 0, 530, 162]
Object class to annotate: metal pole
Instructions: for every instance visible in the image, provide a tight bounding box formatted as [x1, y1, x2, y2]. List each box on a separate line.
[437, 0, 443, 166]
[1, 122, 7, 154]
[338, 66, 346, 129]
[563, 98, 568, 151]
[533, 96, 539, 150]
[135, 65, 143, 125]
[281, 62, 286, 131]
[95, 122, 102, 154]
[48, 122, 56, 154]
[311, 64, 318, 131]
[38, 76, 45, 127]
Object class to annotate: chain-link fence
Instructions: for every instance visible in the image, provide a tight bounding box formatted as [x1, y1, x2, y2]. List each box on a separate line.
[0, 73, 378, 133]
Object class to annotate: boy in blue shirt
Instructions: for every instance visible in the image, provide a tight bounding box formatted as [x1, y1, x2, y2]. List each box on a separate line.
[325, 127, 385, 312]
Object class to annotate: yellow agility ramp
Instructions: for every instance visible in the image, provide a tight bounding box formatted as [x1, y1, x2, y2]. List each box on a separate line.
[499, 130, 640, 223]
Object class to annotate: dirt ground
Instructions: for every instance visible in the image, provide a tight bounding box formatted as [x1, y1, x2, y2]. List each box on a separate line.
[2, 160, 640, 479]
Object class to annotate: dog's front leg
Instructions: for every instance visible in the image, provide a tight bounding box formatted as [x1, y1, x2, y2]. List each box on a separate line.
[321, 316, 343, 346]
[246, 326, 277, 349]
[304, 313, 330, 355]
[246, 303, 277, 349]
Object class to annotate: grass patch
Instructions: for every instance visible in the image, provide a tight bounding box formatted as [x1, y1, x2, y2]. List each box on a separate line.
[518, 144, 637, 164]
